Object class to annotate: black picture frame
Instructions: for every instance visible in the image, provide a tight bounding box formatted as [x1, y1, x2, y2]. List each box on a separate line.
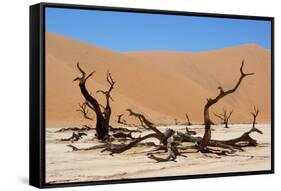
[30, 2, 275, 189]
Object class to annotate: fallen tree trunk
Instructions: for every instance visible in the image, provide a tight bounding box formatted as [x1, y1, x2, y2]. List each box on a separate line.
[56, 125, 92, 132]
[60, 132, 87, 142]
[148, 136, 187, 162]
[67, 133, 160, 153]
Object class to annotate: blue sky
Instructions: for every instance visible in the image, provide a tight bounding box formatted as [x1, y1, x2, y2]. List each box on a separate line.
[45, 7, 271, 52]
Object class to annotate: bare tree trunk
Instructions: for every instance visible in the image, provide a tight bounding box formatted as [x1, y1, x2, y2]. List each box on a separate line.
[74, 63, 115, 140]
[185, 113, 192, 126]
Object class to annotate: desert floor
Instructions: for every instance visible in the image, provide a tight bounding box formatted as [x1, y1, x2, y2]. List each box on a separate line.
[46, 124, 271, 184]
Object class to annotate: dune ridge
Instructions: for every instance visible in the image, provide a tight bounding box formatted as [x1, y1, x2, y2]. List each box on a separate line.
[46, 32, 271, 127]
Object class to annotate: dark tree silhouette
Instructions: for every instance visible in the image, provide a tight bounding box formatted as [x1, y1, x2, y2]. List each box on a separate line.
[56, 125, 92, 133]
[185, 113, 192, 126]
[250, 106, 263, 134]
[67, 107, 263, 161]
[60, 132, 87, 142]
[185, 113, 196, 135]
[214, 109, 233, 128]
[117, 114, 127, 125]
[73, 63, 115, 140]
[76, 102, 93, 121]
[201, 60, 254, 148]
[66, 60, 264, 163]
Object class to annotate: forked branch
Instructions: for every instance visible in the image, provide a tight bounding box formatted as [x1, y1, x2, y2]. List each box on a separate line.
[126, 109, 167, 143]
[249, 106, 263, 134]
[74, 62, 109, 140]
[76, 102, 93, 120]
[213, 109, 233, 128]
[73, 62, 95, 85]
[96, 71, 115, 102]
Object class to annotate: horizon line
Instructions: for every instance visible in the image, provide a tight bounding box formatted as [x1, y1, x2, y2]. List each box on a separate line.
[46, 31, 271, 53]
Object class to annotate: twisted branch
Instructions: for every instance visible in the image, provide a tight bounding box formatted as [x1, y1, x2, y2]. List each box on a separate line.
[201, 60, 254, 147]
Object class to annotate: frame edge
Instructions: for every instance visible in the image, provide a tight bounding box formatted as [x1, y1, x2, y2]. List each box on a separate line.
[29, 3, 44, 188]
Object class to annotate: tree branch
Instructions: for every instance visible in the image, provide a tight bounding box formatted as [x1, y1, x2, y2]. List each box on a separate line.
[74, 62, 108, 140]
[201, 60, 254, 147]
[126, 109, 167, 143]
[76, 102, 93, 120]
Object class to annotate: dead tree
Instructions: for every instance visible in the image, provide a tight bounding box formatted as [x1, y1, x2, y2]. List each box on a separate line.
[250, 106, 263, 134]
[67, 60, 264, 162]
[96, 70, 115, 128]
[124, 109, 187, 162]
[176, 106, 263, 151]
[73, 63, 115, 140]
[201, 60, 254, 148]
[185, 113, 192, 126]
[184, 113, 197, 135]
[213, 107, 263, 147]
[214, 109, 233, 128]
[117, 114, 127, 125]
[68, 109, 179, 159]
[67, 106, 263, 161]
[174, 119, 179, 125]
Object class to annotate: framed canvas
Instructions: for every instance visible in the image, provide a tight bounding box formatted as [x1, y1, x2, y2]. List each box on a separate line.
[29, 2, 274, 188]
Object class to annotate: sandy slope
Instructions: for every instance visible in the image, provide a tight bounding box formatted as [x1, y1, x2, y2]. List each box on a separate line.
[45, 124, 271, 184]
[46, 32, 271, 127]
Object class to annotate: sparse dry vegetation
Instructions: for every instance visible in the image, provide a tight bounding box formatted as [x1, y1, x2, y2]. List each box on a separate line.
[56, 60, 264, 163]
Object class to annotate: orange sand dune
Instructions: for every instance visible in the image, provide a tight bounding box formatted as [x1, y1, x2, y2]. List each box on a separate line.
[46, 32, 271, 127]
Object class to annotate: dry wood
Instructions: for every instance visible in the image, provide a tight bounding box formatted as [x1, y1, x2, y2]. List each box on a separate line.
[74, 63, 116, 140]
[60, 132, 87, 142]
[56, 125, 92, 132]
[117, 114, 127, 125]
[66, 61, 263, 162]
[77, 102, 93, 120]
[201, 60, 254, 147]
[148, 136, 187, 162]
[185, 113, 192, 126]
[214, 109, 233, 128]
